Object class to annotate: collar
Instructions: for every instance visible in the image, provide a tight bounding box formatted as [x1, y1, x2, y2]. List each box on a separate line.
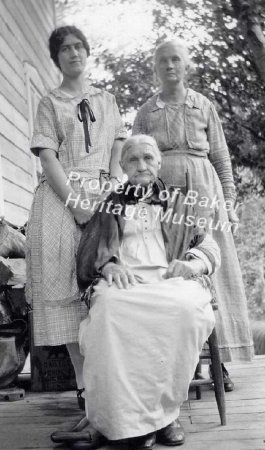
[120, 178, 167, 210]
[51, 82, 102, 100]
[149, 88, 201, 112]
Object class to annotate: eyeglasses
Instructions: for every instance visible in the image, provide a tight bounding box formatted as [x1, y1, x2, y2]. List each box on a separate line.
[59, 42, 85, 53]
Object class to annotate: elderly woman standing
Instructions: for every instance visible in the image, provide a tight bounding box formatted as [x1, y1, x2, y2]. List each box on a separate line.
[132, 40, 253, 384]
[26, 26, 126, 408]
[77, 135, 220, 448]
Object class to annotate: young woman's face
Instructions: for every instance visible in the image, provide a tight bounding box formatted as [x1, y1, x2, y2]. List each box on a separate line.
[155, 43, 188, 87]
[58, 34, 87, 77]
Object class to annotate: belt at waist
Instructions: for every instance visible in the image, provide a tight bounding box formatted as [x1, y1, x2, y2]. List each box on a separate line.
[161, 148, 208, 158]
[64, 168, 110, 178]
[40, 169, 110, 183]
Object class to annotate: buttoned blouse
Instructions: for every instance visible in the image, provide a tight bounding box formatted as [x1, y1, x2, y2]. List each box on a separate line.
[118, 203, 169, 283]
[133, 88, 235, 199]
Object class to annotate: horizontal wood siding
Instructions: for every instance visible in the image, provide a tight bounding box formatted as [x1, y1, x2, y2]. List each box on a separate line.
[2, 157, 34, 193]
[3, 200, 30, 227]
[0, 0, 58, 226]
[2, 178, 33, 211]
[0, 135, 32, 177]
[0, 114, 29, 153]
[0, 93, 29, 137]
[0, 1, 58, 90]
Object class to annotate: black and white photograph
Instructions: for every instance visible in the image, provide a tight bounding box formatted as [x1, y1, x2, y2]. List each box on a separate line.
[0, 0, 265, 449]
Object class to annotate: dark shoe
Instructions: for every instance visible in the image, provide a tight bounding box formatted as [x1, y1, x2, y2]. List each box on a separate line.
[209, 363, 234, 392]
[221, 363, 234, 392]
[156, 419, 185, 446]
[69, 441, 100, 449]
[51, 428, 106, 449]
[128, 432, 156, 449]
[69, 438, 106, 450]
[77, 388, 85, 410]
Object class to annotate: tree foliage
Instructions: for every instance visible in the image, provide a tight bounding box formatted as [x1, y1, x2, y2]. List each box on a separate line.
[231, 0, 265, 83]
[92, 0, 265, 196]
[235, 196, 265, 319]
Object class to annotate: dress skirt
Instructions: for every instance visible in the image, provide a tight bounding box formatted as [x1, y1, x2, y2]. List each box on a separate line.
[159, 151, 253, 362]
[25, 176, 100, 346]
[79, 277, 215, 440]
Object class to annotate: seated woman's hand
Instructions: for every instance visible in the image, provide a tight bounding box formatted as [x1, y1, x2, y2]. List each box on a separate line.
[163, 259, 207, 280]
[102, 262, 136, 289]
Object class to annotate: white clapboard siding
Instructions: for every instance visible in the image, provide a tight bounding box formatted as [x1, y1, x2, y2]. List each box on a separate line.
[0, 0, 56, 226]
[24, 0, 55, 39]
[12, 0, 52, 57]
[35, 0, 55, 32]
[0, 1, 58, 90]
[0, 151, 4, 216]
[0, 71, 28, 119]
[0, 55, 25, 103]
[0, 134, 32, 175]
[2, 157, 33, 192]
[2, 178, 33, 210]
[3, 201, 29, 227]
[0, 35, 25, 88]
[0, 114, 29, 152]
[0, 93, 29, 137]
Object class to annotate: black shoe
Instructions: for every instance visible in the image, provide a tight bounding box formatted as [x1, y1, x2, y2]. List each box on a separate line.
[209, 363, 234, 392]
[221, 363, 234, 392]
[77, 388, 85, 410]
[128, 432, 156, 449]
[51, 428, 106, 449]
[156, 419, 185, 446]
[69, 437, 106, 449]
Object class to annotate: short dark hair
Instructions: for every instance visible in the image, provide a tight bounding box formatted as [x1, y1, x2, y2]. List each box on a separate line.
[49, 26, 90, 69]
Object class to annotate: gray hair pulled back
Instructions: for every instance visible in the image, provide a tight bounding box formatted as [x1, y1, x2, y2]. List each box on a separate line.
[154, 38, 192, 69]
[121, 135, 161, 162]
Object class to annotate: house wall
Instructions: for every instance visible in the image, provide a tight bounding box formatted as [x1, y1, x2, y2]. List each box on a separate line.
[0, 0, 58, 226]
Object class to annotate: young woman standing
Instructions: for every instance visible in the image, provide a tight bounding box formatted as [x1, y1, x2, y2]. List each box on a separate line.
[26, 26, 126, 409]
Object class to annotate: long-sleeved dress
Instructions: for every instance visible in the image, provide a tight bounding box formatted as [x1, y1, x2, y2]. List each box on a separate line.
[26, 84, 127, 346]
[78, 186, 219, 439]
[132, 88, 253, 362]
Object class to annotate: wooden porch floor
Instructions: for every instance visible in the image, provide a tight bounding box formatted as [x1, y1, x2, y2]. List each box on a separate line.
[0, 356, 265, 450]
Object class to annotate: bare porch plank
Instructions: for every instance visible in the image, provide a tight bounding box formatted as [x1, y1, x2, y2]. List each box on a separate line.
[0, 357, 265, 450]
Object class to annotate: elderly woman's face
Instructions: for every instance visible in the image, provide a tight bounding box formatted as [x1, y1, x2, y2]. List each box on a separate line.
[58, 34, 87, 77]
[155, 43, 187, 86]
[121, 143, 161, 186]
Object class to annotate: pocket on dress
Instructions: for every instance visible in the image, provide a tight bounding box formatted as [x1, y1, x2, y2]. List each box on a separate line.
[185, 107, 209, 150]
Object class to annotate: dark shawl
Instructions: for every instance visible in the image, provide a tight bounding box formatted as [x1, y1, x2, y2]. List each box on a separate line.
[76, 180, 205, 291]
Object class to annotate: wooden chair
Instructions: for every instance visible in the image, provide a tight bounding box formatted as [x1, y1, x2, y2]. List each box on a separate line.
[178, 171, 226, 426]
[51, 172, 226, 447]
[190, 320, 226, 425]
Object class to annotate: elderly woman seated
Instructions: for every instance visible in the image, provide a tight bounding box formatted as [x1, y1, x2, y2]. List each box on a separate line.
[77, 134, 220, 449]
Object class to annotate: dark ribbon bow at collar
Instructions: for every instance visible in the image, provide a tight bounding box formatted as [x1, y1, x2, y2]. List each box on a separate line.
[77, 98, 96, 153]
[121, 179, 168, 211]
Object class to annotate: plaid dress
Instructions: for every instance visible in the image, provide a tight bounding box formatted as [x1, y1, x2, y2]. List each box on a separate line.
[26, 84, 127, 346]
[133, 89, 253, 362]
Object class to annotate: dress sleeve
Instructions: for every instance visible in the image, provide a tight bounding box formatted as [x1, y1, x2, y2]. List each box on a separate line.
[207, 103, 236, 201]
[112, 97, 127, 140]
[186, 233, 221, 275]
[30, 96, 59, 156]
[132, 107, 148, 135]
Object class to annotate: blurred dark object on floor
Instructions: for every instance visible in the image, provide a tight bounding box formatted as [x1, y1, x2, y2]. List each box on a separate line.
[0, 287, 29, 389]
[0, 219, 28, 393]
[0, 219, 26, 258]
